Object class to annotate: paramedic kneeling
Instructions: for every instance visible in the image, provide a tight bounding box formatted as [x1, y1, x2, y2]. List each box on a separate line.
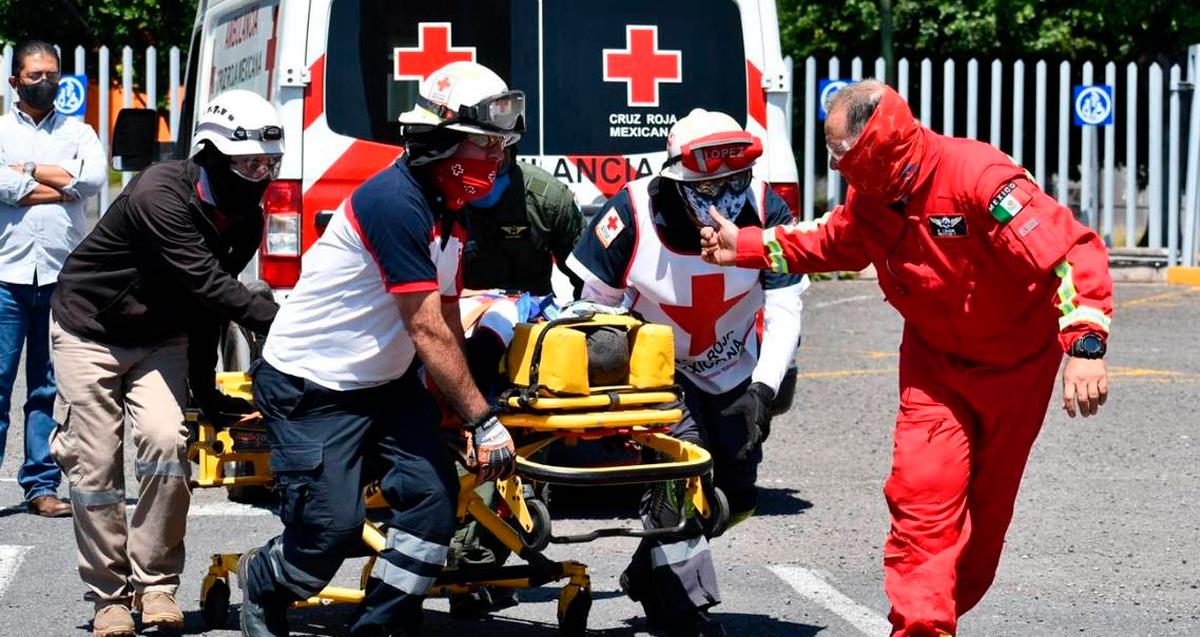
[236, 61, 519, 637]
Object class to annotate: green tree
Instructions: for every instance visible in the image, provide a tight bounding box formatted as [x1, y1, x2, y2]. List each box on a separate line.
[778, 0, 1200, 64]
[0, 0, 199, 53]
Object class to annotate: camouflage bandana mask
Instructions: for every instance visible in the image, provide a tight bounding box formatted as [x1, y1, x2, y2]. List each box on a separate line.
[678, 175, 751, 227]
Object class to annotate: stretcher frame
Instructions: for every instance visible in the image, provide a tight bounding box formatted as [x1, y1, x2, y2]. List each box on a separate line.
[188, 375, 721, 636]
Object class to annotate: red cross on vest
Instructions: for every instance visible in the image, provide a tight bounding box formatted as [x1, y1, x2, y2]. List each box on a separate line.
[602, 25, 682, 108]
[660, 273, 750, 357]
[393, 22, 477, 82]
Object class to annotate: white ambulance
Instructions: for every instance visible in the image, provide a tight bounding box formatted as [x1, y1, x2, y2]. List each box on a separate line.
[117, 0, 799, 367]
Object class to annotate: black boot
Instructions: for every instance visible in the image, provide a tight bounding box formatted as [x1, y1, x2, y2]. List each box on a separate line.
[237, 548, 291, 637]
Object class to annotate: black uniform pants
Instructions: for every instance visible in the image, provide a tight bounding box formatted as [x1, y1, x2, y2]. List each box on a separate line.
[624, 375, 762, 623]
[241, 361, 460, 636]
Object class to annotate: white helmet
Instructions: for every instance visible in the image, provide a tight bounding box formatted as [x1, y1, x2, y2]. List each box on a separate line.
[191, 89, 285, 157]
[660, 108, 762, 182]
[398, 61, 524, 143]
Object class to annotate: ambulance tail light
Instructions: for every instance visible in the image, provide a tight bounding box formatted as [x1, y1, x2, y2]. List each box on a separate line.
[769, 182, 801, 219]
[261, 180, 302, 288]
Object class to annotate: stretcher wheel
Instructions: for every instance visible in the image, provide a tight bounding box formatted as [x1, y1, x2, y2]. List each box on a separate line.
[519, 498, 552, 552]
[700, 486, 730, 539]
[201, 578, 231, 628]
[557, 584, 591, 637]
[227, 462, 273, 503]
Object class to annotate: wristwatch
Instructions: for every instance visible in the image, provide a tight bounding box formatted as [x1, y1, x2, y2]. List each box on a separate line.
[22, 161, 35, 178]
[1068, 333, 1106, 359]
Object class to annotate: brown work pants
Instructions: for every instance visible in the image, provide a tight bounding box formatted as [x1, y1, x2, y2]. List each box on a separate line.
[49, 319, 191, 605]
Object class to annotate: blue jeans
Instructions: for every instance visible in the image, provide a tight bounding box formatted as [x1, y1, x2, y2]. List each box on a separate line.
[0, 281, 59, 501]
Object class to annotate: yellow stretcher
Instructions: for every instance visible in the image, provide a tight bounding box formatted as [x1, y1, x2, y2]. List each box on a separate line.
[188, 311, 726, 636]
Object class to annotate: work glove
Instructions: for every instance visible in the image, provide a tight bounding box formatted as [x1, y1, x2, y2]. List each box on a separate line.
[722, 382, 775, 461]
[195, 390, 256, 428]
[466, 411, 516, 482]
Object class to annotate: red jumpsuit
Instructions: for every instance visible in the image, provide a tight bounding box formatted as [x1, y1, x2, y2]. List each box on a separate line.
[734, 89, 1113, 636]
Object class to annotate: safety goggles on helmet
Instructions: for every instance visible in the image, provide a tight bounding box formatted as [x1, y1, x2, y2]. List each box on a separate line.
[196, 121, 284, 145]
[417, 90, 526, 133]
[679, 169, 753, 198]
[229, 154, 282, 182]
[665, 131, 763, 175]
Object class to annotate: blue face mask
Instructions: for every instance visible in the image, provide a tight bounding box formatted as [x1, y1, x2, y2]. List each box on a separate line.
[471, 170, 511, 209]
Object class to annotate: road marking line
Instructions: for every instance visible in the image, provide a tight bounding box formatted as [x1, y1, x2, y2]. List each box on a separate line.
[0, 478, 16, 483]
[797, 367, 895, 380]
[189, 502, 276, 517]
[814, 294, 879, 309]
[1117, 288, 1199, 309]
[0, 546, 32, 600]
[770, 565, 891, 636]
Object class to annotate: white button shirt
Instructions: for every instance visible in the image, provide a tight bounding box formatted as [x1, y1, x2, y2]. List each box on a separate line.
[0, 108, 107, 285]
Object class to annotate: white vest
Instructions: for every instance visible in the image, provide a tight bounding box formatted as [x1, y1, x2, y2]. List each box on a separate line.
[622, 178, 768, 394]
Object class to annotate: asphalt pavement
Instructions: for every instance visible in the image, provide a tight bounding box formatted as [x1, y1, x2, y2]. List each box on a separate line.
[0, 279, 1197, 637]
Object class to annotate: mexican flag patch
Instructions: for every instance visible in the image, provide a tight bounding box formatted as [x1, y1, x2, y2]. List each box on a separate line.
[989, 182, 1025, 223]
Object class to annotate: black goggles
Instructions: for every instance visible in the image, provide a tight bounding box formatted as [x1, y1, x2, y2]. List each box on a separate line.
[680, 171, 753, 198]
[196, 122, 284, 142]
[417, 90, 526, 133]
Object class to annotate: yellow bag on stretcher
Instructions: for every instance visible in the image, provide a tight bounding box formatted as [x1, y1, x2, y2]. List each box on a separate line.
[505, 313, 675, 396]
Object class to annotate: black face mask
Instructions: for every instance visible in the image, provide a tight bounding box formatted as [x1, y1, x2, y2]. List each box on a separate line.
[17, 81, 58, 112]
[193, 144, 270, 214]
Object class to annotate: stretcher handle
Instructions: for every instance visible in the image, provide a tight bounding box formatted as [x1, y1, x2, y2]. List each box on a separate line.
[513, 454, 712, 486]
[548, 523, 697, 544]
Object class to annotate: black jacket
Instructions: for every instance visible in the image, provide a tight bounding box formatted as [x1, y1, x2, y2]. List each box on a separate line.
[52, 159, 277, 382]
[461, 161, 584, 296]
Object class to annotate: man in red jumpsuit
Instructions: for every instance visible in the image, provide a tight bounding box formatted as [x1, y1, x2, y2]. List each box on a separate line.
[700, 79, 1113, 637]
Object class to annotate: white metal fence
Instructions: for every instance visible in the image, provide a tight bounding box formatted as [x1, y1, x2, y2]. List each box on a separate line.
[795, 45, 1200, 267]
[0, 44, 184, 216]
[3, 42, 1200, 267]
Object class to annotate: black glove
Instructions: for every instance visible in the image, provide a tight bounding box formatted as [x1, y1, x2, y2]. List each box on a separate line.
[195, 390, 255, 428]
[722, 382, 775, 461]
[467, 412, 516, 482]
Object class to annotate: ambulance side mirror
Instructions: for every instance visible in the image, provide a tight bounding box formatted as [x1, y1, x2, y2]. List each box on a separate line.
[111, 108, 160, 171]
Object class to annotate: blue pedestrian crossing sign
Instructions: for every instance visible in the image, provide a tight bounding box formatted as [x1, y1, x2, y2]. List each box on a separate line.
[55, 74, 87, 117]
[818, 79, 854, 121]
[1073, 84, 1113, 127]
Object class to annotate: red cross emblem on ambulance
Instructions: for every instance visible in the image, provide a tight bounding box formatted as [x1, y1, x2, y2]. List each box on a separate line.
[602, 25, 682, 108]
[393, 22, 477, 82]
